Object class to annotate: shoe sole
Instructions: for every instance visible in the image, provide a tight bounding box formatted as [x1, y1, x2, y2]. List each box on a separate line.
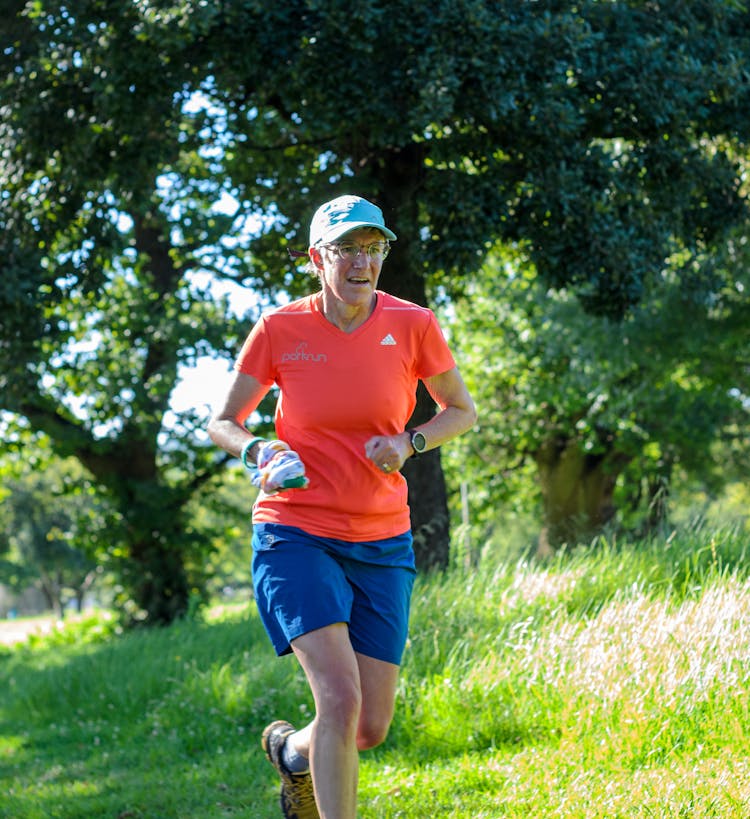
[261, 719, 295, 767]
[261, 720, 320, 819]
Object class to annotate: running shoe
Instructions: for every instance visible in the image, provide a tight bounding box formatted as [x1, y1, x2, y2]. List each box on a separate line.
[261, 720, 319, 819]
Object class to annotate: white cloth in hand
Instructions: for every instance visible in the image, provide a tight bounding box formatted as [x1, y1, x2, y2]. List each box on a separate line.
[252, 443, 309, 494]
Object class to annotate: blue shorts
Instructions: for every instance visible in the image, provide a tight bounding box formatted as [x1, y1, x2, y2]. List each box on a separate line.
[251, 523, 416, 666]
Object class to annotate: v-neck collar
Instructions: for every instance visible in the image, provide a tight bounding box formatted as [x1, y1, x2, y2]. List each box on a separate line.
[312, 292, 382, 337]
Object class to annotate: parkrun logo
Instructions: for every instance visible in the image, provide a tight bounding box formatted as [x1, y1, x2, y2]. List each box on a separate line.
[281, 342, 328, 364]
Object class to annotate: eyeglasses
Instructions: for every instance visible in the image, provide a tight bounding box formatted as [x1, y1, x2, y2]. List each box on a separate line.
[323, 240, 390, 261]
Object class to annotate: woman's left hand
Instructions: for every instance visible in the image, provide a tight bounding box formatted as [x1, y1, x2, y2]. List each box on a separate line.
[364, 433, 410, 474]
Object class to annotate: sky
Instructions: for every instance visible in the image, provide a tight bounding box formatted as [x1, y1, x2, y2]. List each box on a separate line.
[160, 362, 231, 445]
[169, 355, 234, 420]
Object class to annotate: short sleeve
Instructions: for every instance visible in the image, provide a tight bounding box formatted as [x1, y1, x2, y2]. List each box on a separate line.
[414, 310, 456, 380]
[234, 316, 276, 386]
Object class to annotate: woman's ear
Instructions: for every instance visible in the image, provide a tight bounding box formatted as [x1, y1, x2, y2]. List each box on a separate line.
[309, 247, 324, 269]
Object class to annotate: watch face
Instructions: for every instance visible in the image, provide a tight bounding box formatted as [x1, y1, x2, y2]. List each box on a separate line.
[411, 431, 427, 453]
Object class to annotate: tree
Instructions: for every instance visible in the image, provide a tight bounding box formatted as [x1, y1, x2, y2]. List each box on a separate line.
[185, 466, 255, 600]
[0, 452, 108, 616]
[3, 1, 750, 619]
[445, 234, 750, 553]
[1, 0, 257, 622]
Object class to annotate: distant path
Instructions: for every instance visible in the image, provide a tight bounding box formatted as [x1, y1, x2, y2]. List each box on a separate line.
[0, 616, 58, 646]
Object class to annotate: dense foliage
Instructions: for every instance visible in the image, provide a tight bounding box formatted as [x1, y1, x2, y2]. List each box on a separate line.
[2, 0, 749, 618]
[0, 456, 104, 615]
[445, 235, 750, 552]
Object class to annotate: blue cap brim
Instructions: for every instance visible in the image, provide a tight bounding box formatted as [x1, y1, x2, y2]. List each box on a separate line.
[319, 221, 397, 245]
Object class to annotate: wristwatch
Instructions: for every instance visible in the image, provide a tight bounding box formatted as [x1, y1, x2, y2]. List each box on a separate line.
[407, 428, 427, 458]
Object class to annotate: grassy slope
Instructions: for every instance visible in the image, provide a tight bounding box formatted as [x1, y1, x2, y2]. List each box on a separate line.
[1, 528, 748, 818]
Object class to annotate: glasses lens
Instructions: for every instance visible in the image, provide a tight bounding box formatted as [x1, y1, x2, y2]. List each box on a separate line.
[336, 243, 360, 259]
[328, 241, 390, 260]
[367, 242, 388, 258]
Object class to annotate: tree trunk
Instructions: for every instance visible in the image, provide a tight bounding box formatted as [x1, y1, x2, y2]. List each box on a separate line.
[644, 473, 671, 534]
[401, 385, 451, 570]
[401, 452, 450, 570]
[128, 537, 190, 624]
[67, 456, 193, 625]
[39, 574, 64, 619]
[534, 437, 631, 557]
[375, 154, 452, 570]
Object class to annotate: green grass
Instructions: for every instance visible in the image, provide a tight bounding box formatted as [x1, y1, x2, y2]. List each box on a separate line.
[1, 525, 749, 818]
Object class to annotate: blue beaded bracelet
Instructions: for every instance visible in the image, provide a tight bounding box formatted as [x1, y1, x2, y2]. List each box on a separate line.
[240, 437, 266, 470]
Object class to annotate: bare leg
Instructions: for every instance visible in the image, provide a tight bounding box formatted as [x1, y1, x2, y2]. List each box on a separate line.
[291, 623, 401, 819]
[354, 652, 400, 750]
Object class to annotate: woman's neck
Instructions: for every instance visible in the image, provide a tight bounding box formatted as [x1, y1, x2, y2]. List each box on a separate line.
[318, 292, 377, 333]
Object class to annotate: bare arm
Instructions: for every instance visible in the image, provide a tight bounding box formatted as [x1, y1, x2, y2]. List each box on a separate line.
[417, 366, 478, 450]
[365, 366, 477, 471]
[207, 371, 272, 463]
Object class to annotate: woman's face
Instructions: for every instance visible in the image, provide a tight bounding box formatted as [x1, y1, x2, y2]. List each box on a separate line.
[313, 227, 387, 309]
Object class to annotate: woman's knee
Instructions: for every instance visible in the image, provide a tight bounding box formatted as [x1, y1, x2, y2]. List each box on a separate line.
[355, 653, 400, 750]
[356, 711, 392, 750]
[317, 672, 363, 729]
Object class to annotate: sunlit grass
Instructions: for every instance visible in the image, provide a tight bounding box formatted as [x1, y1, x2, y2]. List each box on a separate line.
[1, 524, 749, 817]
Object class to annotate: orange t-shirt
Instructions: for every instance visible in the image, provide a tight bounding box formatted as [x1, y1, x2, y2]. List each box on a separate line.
[234, 291, 456, 541]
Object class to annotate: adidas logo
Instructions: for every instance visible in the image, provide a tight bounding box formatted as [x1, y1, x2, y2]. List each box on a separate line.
[380, 333, 397, 346]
